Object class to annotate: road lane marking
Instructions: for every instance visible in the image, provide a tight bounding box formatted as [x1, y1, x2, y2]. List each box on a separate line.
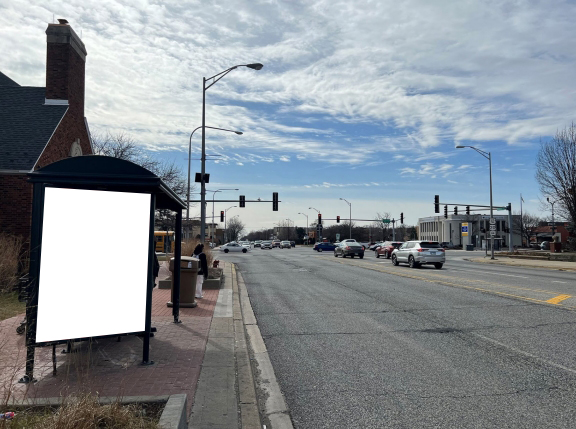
[474, 334, 576, 376]
[327, 256, 576, 310]
[546, 294, 571, 304]
[552, 281, 567, 284]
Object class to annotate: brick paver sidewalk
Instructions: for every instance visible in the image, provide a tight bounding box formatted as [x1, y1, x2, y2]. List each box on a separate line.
[0, 261, 219, 416]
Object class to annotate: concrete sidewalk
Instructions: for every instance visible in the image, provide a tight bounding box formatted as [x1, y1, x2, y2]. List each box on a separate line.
[465, 254, 576, 272]
[0, 261, 263, 428]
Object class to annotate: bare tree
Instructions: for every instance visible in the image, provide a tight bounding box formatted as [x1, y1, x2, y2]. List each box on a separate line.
[92, 131, 189, 199]
[535, 123, 576, 249]
[226, 216, 245, 242]
[512, 211, 542, 247]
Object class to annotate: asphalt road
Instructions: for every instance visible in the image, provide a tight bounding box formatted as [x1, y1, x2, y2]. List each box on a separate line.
[219, 246, 576, 428]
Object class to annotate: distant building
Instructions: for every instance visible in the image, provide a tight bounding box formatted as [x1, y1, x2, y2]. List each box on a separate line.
[0, 20, 93, 245]
[418, 214, 521, 250]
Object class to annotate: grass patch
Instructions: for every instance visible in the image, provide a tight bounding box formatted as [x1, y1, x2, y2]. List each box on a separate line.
[0, 395, 163, 428]
[0, 291, 25, 322]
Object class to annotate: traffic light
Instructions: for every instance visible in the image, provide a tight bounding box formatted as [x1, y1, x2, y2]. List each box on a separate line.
[336, 215, 340, 223]
[434, 195, 440, 213]
[444, 205, 448, 218]
[400, 212, 404, 224]
[318, 213, 322, 224]
[272, 192, 278, 211]
[239, 195, 245, 208]
[466, 205, 470, 215]
[220, 211, 224, 222]
[454, 206, 458, 215]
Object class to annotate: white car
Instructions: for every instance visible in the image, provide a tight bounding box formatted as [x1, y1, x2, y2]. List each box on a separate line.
[280, 241, 291, 248]
[239, 241, 251, 249]
[220, 242, 249, 253]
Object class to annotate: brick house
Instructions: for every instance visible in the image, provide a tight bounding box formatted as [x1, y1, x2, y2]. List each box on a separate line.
[0, 20, 93, 245]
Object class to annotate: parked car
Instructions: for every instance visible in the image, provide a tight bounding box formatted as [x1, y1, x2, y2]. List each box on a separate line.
[254, 240, 262, 248]
[280, 240, 291, 248]
[261, 241, 273, 249]
[376, 241, 404, 259]
[290, 241, 296, 247]
[314, 242, 337, 252]
[391, 241, 445, 269]
[220, 242, 249, 253]
[272, 240, 281, 248]
[334, 241, 365, 258]
[439, 242, 453, 249]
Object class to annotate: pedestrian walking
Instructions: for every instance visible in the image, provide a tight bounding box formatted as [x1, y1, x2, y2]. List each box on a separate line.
[192, 243, 208, 299]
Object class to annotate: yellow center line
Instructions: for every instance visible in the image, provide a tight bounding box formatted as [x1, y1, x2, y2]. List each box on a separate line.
[547, 294, 572, 304]
[328, 256, 576, 310]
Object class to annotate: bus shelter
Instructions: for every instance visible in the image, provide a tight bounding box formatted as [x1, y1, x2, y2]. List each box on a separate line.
[22, 155, 186, 383]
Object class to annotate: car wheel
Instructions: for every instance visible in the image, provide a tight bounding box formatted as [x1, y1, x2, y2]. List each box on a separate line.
[334, 251, 338, 257]
[434, 263, 443, 269]
[376, 252, 380, 258]
[318, 248, 323, 252]
[408, 256, 419, 268]
[391, 254, 399, 266]
[242, 249, 247, 253]
[224, 249, 229, 253]
[359, 254, 364, 259]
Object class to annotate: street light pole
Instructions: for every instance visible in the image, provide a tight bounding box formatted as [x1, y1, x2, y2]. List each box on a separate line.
[187, 126, 242, 224]
[457, 145, 495, 259]
[298, 212, 308, 244]
[200, 63, 263, 244]
[210, 188, 239, 247]
[547, 197, 557, 237]
[224, 205, 237, 243]
[340, 198, 352, 239]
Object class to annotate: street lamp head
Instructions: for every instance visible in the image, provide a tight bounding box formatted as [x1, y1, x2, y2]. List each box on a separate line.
[235, 131, 243, 135]
[455, 145, 466, 148]
[339, 198, 343, 200]
[246, 63, 264, 70]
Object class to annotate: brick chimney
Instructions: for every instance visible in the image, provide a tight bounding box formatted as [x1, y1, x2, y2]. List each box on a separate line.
[45, 19, 87, 115]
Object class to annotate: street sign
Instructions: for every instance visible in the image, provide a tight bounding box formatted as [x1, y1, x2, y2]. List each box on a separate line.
[490, 230, 496, 237]
[547, 222, 556, 226]
[497, 207, 506, 211]
[382, 219, 391, 224]
[461, 223, 468, 237]
[489, 218, 496, 225]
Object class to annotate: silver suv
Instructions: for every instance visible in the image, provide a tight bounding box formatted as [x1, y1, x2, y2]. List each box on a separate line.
[391, 240, 445, 269]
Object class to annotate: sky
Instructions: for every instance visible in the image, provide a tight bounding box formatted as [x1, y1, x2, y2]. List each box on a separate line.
[2, 0, 575, 234]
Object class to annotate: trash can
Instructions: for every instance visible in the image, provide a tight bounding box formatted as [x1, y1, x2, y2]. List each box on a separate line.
[167, 256, 198, 308]
[466, 244, 474, 251]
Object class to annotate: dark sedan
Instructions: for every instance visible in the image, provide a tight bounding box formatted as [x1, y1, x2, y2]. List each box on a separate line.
[334, 241, 364, 258]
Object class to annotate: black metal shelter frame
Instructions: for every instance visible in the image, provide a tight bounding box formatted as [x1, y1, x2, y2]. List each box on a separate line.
[21, 155, 186, 383]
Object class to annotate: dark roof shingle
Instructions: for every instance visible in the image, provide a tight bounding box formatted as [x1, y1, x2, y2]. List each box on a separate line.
[0, 86, 68, 171]
[0, 71, 20, 87]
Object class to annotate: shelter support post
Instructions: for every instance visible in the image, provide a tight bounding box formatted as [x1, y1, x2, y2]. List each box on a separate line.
[173, 210, 182, 323]
[142, 194, 156, 366]
[20, 182, 45, 383]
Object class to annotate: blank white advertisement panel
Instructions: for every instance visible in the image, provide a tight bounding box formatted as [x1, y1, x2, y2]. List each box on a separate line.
[36, 187, 151, 343]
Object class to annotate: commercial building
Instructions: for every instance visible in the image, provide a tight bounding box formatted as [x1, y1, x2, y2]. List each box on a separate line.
[418, 214, 522, 250]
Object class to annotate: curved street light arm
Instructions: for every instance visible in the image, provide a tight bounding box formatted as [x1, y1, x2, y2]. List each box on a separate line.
[456, 145, 489, 160]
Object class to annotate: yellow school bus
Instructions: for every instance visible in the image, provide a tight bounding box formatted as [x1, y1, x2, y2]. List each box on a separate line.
[154, 231, 175, 253]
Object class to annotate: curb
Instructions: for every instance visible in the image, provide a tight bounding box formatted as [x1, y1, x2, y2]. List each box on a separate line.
[158, 394, 187, 429]
[236, 270, 294, 429]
